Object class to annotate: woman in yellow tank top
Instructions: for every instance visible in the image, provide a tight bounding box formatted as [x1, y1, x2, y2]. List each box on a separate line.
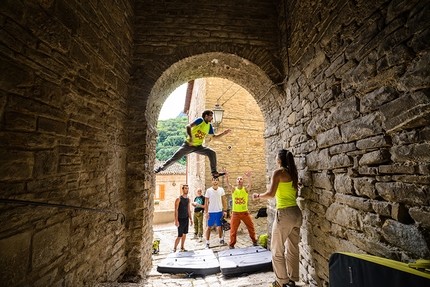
[252, 149, 302, 287]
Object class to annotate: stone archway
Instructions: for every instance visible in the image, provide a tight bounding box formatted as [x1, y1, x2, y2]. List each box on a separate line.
[125, 52, 284, 276]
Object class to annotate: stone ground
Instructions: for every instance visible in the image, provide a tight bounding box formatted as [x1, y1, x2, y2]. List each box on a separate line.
[96, 216, 310, 287]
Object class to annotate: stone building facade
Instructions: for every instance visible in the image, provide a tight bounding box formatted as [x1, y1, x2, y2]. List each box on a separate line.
[0, 1, 429, 286]
[153, 160, 186, 224]
[186, 78, 267, 215]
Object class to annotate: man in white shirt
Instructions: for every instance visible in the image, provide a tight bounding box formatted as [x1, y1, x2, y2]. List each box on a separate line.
[204, 177, 227, 249]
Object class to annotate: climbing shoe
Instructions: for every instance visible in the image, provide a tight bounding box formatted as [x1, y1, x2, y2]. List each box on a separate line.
[212, 172, 226, 178]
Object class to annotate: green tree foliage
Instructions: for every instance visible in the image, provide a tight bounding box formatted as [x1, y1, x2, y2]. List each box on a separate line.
[162, 135, 184, 147]
[156, 116, 188, 165]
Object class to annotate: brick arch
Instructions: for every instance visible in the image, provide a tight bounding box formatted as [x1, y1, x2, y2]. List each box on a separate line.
[125, 51, 284, 276]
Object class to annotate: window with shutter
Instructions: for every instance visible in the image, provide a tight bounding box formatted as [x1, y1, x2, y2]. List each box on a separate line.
[155, 184, 165, 200]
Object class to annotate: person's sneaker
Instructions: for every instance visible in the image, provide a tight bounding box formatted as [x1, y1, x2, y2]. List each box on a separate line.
[192, 234, 198, 239]
[270, 281, 281, 287]
[212, 172, 226, 178]
[219, 239, 225, 245]
[154, 167, 163, 173]
[205, 243, 210, 249]
[229, 245, 235, 249]
[172, 248, 176, 253]
[180, 248, 187, 252]
[253, 241, 259, 246]
[198, 237, 203, 242]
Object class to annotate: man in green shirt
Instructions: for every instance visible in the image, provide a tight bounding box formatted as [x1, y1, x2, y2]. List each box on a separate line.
[155, 110, 231, 178]
[225, 170, 258, 249]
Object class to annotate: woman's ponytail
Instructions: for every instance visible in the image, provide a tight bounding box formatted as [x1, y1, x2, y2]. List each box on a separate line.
[278, 149, 298, 190]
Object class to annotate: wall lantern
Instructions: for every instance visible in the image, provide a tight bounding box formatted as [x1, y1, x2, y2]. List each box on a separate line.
[212, 104, 224, 127]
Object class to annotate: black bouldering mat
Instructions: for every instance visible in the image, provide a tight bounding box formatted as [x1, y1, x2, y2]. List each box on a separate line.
[157, 249, 220, 277]
[329, 252, 430, 287]
[218, 246, 273, 276]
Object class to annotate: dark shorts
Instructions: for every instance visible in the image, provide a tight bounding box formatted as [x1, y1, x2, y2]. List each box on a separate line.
[177, 217, 189, 237]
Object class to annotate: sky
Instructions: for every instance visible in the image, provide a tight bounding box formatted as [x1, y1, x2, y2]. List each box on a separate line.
[158, 83, 187, 120]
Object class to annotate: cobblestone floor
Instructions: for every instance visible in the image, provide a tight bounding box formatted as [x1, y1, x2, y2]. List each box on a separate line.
[96, 217, 308, 287]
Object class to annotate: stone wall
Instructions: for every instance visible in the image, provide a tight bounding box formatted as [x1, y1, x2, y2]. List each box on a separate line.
[0, 0, 133, 286]
[267, 0, 430, 285]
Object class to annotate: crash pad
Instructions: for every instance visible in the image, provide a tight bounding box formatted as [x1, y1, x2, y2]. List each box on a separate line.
[157, 249, 220, 277]
[218, 246, 272, 276]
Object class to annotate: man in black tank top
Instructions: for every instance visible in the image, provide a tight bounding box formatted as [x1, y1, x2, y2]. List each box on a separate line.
[173, 184, 193, 252]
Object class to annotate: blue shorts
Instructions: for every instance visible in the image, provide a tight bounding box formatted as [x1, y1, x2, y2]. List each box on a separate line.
[207, 211, 223, 227]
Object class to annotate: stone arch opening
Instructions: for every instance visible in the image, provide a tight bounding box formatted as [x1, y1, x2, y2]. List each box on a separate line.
[151, 76, 268, 272]
[125, 52, 283, 276]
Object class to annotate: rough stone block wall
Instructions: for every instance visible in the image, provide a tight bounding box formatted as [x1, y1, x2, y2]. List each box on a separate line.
[268, 0, 430, 285]
[0, 0, 133, 286]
